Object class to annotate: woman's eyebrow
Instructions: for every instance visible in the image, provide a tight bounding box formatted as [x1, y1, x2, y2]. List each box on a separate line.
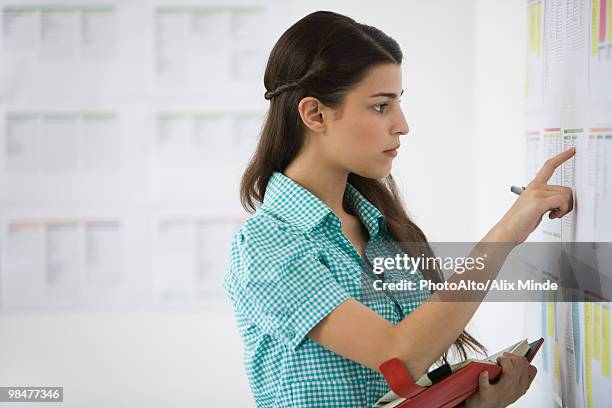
[368, 89, 404, 99]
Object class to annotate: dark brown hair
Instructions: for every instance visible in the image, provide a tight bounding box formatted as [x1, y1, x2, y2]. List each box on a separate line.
[240, 10, 485, 364]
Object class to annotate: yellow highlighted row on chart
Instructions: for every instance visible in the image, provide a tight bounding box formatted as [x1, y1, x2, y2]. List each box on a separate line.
[595, 303, 601, 360]
[586, 302, 593, 408]
[603, 305, 610, 377]
[593, 0, 600, 56]
[547, 295, 555, 337]
[528, 1, 542, 57]
[608, 0, 612, 42]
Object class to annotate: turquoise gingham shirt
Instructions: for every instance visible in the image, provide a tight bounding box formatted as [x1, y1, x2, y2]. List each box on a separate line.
[224, 171, 430, 407]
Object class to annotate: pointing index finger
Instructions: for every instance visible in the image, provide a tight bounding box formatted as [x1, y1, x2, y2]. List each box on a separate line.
[533, 147, 576, 184]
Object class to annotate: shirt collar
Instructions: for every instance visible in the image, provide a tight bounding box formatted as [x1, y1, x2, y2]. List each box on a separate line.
[260, 171, 385, 237]
[343, 182, 386, 238]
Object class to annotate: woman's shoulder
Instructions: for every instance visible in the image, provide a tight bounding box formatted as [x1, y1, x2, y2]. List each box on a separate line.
[238, 207, 300, 238]
[232, 207, 317, 261]
[225, 208, 321, 293]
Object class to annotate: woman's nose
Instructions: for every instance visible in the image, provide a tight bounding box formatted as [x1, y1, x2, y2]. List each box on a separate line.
[394, 108, 409, 136]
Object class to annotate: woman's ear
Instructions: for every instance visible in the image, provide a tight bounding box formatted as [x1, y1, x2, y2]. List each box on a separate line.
[297, 96, 328, 134]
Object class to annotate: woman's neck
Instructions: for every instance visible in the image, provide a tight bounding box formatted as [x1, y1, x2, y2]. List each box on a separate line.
[283, 159, 349, 218]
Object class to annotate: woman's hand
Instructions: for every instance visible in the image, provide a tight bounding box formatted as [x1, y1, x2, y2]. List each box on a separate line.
[464, 352, 538, 408]
[494, 147, 576, 244]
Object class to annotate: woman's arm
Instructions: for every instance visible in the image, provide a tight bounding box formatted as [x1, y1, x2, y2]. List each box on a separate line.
[308, 148, 575, 381]
[307, 223, 514, 379]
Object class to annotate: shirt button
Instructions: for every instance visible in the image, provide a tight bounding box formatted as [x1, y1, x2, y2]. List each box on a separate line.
[285, 329, 296, 339]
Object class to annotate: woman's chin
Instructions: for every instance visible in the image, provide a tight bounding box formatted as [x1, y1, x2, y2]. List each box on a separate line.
[352, 166, 392, 180]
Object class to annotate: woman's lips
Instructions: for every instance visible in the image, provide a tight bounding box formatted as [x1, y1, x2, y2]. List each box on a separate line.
[384, 149, 398, 157]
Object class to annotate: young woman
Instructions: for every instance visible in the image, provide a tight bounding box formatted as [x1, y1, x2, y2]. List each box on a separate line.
[224, 10, 575, 408]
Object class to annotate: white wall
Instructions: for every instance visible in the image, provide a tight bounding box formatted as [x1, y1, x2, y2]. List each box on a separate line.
[472, 0, 527, 240]
[0, 304, 252, 407]
[0, 1, 545, 407]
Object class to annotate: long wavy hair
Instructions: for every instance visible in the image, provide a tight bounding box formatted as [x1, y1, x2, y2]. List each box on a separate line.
[240, 10, 485, 364]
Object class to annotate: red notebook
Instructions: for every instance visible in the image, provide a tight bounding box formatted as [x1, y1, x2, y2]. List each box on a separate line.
[377, 338, 544, 408]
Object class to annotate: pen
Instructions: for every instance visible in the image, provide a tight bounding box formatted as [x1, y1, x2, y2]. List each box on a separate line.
[510, 185, 525, 195]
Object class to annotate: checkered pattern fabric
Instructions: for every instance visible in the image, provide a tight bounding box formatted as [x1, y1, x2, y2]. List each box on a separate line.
[224, 171, 430, 407]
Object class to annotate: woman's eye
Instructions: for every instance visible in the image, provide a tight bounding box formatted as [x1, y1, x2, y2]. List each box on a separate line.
[373, 103, 388, 113]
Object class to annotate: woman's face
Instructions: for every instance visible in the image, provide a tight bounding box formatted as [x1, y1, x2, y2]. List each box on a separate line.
[322, 63, 409, 179]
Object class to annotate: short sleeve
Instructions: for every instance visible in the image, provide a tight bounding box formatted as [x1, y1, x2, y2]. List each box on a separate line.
[227, 218, 351, 351]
